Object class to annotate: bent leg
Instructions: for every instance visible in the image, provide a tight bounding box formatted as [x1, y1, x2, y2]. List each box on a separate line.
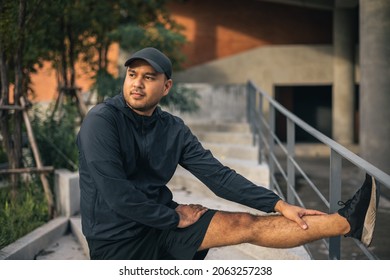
[199, 211, 350, 251]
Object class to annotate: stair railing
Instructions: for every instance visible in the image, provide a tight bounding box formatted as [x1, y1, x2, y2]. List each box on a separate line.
[246, 80, 390, 260]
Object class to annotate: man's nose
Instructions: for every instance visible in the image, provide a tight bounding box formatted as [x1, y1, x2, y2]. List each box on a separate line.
[132, 76, 144, 88]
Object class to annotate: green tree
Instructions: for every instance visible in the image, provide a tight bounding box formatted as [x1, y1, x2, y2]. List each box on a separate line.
[0, 0, 195, 193]
[85, 1, 189, 106]
[0, 0, 43, 196]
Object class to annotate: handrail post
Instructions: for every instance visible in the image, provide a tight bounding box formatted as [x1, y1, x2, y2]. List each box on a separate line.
[287, 118, 295, 204]
[329, 149, 342, 259]
[246, 82, 256, 146]
[246, 82, 251, 125]
[257, 90, 264, 164]
[268, 104, 275, 191]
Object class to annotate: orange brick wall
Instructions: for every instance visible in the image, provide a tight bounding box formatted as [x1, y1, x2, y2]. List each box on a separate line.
[29, 0, 331, 102]
[29, 43, 119, 102]
[169, 0, 332, 67]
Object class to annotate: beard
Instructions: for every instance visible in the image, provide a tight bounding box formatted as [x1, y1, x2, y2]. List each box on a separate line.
[125, 94, 160, 116]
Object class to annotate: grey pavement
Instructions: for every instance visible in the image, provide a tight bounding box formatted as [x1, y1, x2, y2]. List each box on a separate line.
[35, 233, 87, 260]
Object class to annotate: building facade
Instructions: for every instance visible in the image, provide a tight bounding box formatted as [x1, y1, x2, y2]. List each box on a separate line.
[31, 0, 390, 173]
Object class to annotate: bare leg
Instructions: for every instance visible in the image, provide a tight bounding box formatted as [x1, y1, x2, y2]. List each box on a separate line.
[199, 211, 350, 250]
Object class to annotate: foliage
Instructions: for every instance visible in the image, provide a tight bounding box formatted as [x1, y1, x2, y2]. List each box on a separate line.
[114, 22, 187, 71]
[87, 1, 188, 102]
[31, 102, 79, 172]
[161, 83, 200, 113]
[0, 0, 58, 81]
[0, 180, 49, 250]
[0, 145, 6, 163]
[92, 69, 124, 99]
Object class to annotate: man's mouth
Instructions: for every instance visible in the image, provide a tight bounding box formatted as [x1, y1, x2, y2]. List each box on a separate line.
[131, 92, 144, 98]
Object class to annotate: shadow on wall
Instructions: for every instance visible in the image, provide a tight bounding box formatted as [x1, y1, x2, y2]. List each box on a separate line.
[166, 83, 247, 123]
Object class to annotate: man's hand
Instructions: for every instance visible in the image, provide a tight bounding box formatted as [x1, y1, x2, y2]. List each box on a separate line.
[175, 204, 208, 228]
[274, 200, 326, 230]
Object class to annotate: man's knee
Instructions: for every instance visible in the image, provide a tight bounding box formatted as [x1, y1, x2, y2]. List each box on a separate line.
[216, 211, 258, 233]
[201, 211, 259, 249]
[234, 212, 258, 226]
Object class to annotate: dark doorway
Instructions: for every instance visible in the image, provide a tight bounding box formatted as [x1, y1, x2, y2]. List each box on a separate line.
[274, 86, 332, 142]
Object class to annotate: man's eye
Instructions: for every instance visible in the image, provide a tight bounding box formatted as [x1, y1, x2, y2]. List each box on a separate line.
[145, 75, 155, 80]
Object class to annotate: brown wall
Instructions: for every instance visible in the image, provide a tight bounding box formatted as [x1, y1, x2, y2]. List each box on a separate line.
[169, 0, 332, 67]
[29, 43, 119, 102]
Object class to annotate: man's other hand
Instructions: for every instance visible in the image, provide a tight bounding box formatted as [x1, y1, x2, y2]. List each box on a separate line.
[175, 204, 208, 228]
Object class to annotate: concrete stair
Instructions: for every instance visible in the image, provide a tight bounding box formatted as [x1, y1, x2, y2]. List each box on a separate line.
[169, 121, 269, 191]
[167, 121, 310, 260]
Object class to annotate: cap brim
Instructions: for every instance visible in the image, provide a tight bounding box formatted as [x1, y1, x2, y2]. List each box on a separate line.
[124, 57, 164, 74]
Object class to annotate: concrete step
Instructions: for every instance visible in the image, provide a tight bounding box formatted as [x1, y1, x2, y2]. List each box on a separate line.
[168, 167, 218, 200]
[169, 161, 269, 191]
[187, 122, 252, 133]
[187, 122, 252, 146]
[221, 158, 269, 186]
[70, 217, 89, 258]
[195, 131, 253, 145]
[203, 142, 258, 161]
[0, 217, 68, 260]
[35, 233, 87, 260]
[0, 217, 87, 260]
[206, 244, 309, 260]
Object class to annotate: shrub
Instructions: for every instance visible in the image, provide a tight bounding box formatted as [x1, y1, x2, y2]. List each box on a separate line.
[0, 179, 49, 250]
[31, 102, 79, 172]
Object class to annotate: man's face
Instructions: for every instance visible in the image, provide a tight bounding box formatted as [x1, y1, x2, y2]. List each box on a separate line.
[123, 59, 172, 116]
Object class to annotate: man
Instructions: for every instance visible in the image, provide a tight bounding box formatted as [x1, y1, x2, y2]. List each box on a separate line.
[77, 47, 380, 260]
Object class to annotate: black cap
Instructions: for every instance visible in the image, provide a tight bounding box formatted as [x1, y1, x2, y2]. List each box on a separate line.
[124, 47, 172, 79]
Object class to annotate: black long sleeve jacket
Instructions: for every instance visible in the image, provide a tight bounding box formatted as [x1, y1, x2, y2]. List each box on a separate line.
[76, 93, 281, 240]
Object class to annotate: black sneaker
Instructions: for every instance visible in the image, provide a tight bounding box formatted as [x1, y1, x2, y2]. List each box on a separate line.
[338, 173, 380, 247]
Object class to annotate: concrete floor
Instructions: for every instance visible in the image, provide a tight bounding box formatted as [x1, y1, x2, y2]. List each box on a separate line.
[35, 234, 87, 260]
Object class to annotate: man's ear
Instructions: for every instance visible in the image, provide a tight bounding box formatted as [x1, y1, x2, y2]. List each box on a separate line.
[163, 79, 173, 97]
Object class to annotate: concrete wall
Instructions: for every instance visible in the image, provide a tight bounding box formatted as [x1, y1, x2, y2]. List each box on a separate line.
[54, 169, 80, 217]
[359, 0, 390, 173]
[167, 83, 247, 123]
[173, 45, 339, 97]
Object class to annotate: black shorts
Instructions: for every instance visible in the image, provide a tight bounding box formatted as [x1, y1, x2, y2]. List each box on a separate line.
[87, 209, 217, 260]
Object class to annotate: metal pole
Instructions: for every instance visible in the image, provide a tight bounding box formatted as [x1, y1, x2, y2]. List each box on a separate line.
[246, 82, 256, 146]
[287, 118, 295, 204]
[268, 104, 275, 191]
[329, 149, 342, 259]
[258, 91, 264, 164]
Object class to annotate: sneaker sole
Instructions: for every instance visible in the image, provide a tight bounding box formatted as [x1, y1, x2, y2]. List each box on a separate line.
[361, 176, 379, 246]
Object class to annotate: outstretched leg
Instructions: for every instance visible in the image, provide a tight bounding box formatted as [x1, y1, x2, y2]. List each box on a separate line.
[199, 211, 349, 250]
[199, 174, 379, 251]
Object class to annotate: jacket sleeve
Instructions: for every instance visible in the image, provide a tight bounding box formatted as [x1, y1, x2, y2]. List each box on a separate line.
[77, 109, 179, 230]
[179, 125, 281, 213]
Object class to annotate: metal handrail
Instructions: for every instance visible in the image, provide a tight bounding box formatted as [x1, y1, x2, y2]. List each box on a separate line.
[246, 80, 390, 260]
